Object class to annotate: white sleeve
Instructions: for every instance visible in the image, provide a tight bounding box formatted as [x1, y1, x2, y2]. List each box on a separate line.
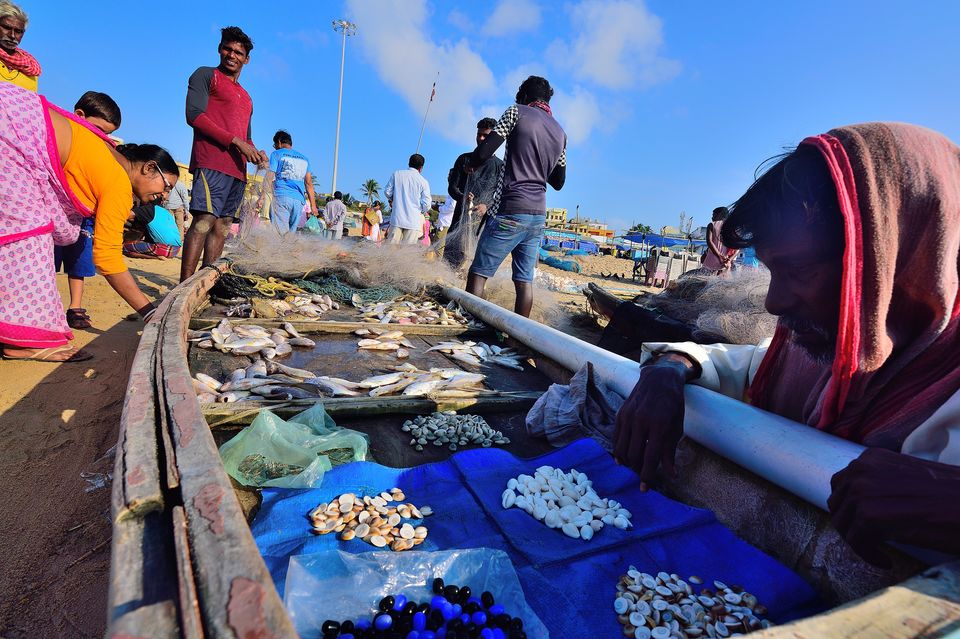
[901, 392, 960, 466]
[638, 339, 771, 400]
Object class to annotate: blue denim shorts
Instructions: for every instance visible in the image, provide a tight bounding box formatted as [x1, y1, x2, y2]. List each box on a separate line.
[53, 216, 96, 278]
[469, 213, 545, 283]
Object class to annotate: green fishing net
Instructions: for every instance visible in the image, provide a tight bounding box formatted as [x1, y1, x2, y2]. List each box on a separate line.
[293, 275, 401, 305]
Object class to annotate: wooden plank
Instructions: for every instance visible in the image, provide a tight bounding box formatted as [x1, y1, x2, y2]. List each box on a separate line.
[189, 316, 484, 336]
[202, 390, 544, 429]
[171, 506, 204, 639]
[106, 511, 180, 639]
[158, 267, 298, 638]
[113, 305, 165, 520]
[756, 561, 960, 639]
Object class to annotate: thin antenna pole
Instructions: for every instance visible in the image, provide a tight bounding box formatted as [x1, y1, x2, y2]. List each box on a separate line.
[416, 72, 439, 154]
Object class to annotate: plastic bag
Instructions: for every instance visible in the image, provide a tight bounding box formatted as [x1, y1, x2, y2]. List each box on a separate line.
[219, 405, 369, 489]
[284, 548, 549, 639]
[303, 215, 323, 235]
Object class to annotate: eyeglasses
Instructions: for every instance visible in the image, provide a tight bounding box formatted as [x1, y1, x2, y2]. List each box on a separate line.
[152, 162, 172, 193]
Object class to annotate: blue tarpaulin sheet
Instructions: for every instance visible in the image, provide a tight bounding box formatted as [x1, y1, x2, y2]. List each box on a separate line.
[623, 233, 708, 248]
[251, 439, 821, 637]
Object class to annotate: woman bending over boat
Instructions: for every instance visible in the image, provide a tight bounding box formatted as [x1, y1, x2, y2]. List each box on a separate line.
[0, 82, 179, 362]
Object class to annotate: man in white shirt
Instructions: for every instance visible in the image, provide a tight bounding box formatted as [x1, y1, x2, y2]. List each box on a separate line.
[384, 154, 431, 245]
[434, 197, 456, 256]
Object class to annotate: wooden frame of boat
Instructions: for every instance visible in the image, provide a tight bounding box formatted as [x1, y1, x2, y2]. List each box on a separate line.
[108, 265, 960, 638]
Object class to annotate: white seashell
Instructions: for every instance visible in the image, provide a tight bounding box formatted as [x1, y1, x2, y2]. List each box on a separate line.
[502, 489, 516, 509]
[580, 524, 594, 541]
[354, 523, 370, 538]
[614, 516, 631, 530]
[617, 508, 633, 520]
[572, 513, 592, 528]
[370, 535, 387, 547]
[634, 627, 651, 639]
[544, 510, 561, 528]
[628, 612, 645, 627]
[419, 506, 433, 517]
[506, 478, 518, 491]
[561, 522, 580, 539]
[602, 514, 616, 525]
[590, 519, 603, 531]
[533, 503, 548, 521]
[387, 514, 401, 527]
[614, 597, 630, 614]
[557, 495, 576, 508]
[399, 523, 415, 539]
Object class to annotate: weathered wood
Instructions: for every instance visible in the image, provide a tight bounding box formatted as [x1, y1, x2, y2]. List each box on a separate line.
[171, 506, 204, 639]
[202, 390, 544, 428]
[189, 316, 484, 336]
[159, 266, 298, 638]
[106, 511, 179, 639]
[112, 303, 165, 520]
[756, 562, 960, 638]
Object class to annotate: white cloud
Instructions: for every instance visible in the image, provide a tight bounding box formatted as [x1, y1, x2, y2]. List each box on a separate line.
[550, 0, 680, 90]
[552, 87, 601, 145]
[447, 9, 472, 31]
[346, 0, 496, 145]
[482, 0, 542, 37]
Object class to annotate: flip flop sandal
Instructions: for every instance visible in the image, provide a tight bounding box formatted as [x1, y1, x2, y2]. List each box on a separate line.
[2, 345, 93, 362]
[66, 308, 92, 329]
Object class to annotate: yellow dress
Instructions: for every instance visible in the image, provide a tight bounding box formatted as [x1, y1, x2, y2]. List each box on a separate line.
[0, 59, 38, 92]
[62, 120, 134, 275]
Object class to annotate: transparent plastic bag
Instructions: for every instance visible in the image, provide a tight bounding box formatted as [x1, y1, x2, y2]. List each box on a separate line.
[219, 405, 368, 489]
[284, 548, 549, 639]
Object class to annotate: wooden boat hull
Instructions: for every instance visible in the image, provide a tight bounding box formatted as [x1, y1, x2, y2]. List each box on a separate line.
[107, 264, 960, 638]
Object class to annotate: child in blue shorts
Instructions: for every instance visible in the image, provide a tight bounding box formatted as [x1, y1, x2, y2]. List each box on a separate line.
[52, 91, 122, 329]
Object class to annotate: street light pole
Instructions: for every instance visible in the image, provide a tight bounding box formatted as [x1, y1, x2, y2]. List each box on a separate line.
[331, 19, 357, 195]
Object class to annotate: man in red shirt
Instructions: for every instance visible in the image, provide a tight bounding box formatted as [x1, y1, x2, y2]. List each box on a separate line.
[180, 26, 267, 282]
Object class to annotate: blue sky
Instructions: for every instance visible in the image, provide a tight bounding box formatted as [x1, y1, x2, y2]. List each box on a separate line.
[21, 0, 960, 234]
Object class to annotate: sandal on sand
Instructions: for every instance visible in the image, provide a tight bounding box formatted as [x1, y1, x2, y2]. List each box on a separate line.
[2, 345, 93, 362]
[66, 308, 92, 329]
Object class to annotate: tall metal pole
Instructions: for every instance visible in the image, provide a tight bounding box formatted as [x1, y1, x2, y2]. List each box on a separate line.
[416, 72, 439, 154]
[331, 19, 356, 195]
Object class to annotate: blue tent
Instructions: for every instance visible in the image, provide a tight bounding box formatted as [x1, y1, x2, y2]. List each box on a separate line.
[623, 232, 707, 249]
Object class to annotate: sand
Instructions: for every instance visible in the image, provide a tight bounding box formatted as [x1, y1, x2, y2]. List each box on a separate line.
[0, 258, 181, 638]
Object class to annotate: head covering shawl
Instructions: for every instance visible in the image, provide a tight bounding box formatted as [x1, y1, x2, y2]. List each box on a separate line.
[749, 123, 960, 450]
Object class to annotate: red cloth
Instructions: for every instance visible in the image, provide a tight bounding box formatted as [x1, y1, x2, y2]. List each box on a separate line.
[188, 67, 252, 181]
[750, 123, 960, 451]
[0, 47, 40, 77]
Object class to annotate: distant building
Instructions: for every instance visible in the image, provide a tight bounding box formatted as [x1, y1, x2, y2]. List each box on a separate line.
[546, 207, 567, 227]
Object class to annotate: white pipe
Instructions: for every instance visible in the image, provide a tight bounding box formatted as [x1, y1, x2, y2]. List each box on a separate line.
[444, 287, 865, 511]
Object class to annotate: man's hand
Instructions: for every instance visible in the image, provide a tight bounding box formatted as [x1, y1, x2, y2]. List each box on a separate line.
[257, 149, 269, 169]
[231, 137, 262, 164]
[613, 354, 694, 490]
[475, 203, 488, 215]
[828, 448, 960, 567]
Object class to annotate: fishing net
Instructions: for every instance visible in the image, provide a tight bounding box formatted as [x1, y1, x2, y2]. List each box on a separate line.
[293, 275, 402, 305]
[641, 268, 777, 345]
[235, 167, 272, 243]
[227, 226, 461, 297]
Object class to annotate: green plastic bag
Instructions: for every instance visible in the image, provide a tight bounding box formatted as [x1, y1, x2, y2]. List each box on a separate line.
[303, 215, 323, 235]
[219, 405, 368, 489]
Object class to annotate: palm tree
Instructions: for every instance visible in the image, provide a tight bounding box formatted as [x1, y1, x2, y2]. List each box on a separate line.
[361, 178, 380, 204]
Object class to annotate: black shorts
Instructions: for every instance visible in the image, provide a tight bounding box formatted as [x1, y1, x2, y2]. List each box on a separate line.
[190, 168, 246, 219]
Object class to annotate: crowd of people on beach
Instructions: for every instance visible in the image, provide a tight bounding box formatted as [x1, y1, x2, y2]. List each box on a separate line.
[1, 0, 959, 570]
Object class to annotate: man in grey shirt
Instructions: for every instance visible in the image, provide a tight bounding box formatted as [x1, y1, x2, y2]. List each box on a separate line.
[165, 180, 190, 239]
[323, 191, 347, 240]
[464, 76, 567, 317]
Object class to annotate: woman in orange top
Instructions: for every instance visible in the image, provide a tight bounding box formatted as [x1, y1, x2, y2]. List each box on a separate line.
[0, 82, 179, 362]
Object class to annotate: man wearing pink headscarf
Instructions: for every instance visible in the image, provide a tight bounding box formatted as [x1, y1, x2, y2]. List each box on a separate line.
[0, 1, 40, 92]
[614, 123, 960, 567]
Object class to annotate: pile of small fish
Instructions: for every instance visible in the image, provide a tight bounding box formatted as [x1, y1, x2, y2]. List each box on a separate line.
[354, 327, 415, 359]
[401, 411, 511, 452]
[310, 364, 488, 399]
[614, 570, 772, 638]
[191, 360, 490, 403]
[353, 296, 471, 327]
[426, 340, 526, 370]
[260, 294, 340, 319]
[192, 360, 322, 403]
[308, 488, 434, 552]
[501, 465, 633, 541]
[190, 320, 316, 359]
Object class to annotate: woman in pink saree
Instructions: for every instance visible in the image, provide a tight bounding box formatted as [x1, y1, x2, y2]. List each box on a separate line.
[0, 83, 179, 362]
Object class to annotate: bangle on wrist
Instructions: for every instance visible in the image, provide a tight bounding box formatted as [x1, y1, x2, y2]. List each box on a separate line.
[137, 302, 157, 320]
